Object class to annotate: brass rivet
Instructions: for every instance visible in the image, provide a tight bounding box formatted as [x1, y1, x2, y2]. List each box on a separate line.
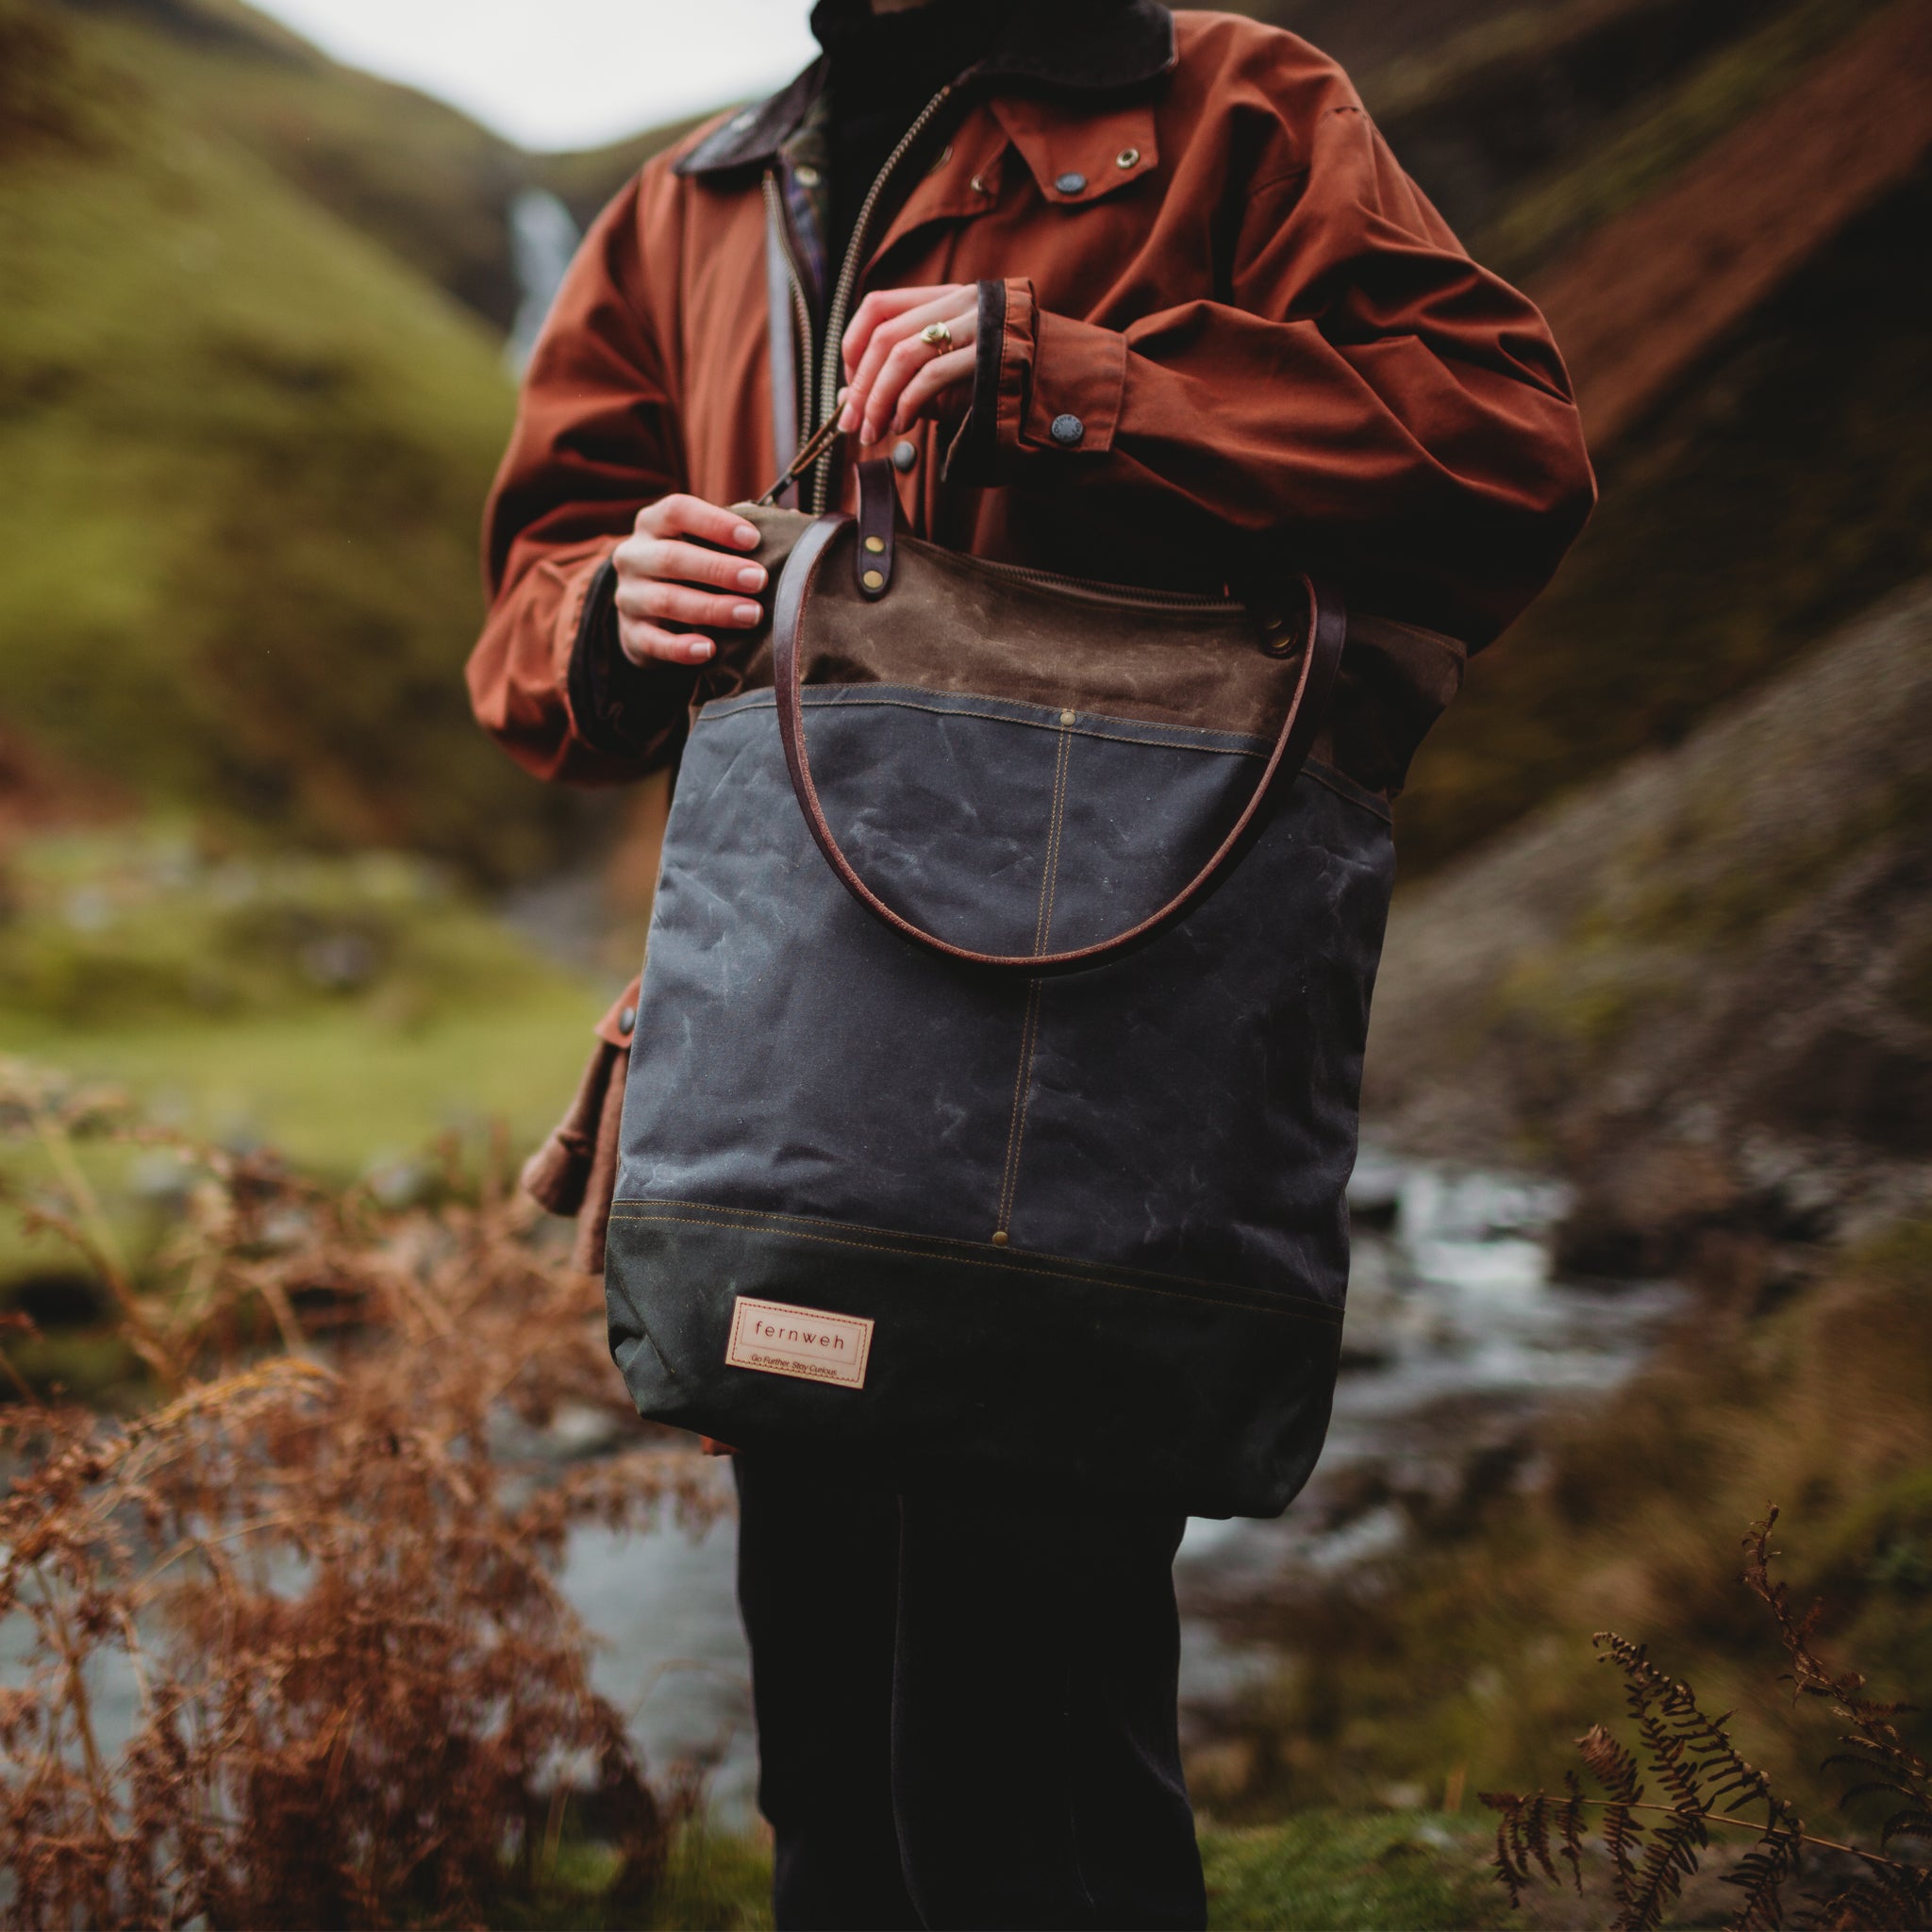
[1116, 146, 1141, 170]
[794, 162, 822, 189]
[1059, 709, 1075, 725]
[864, 535, 885, 554]
[970, 172, 991, 194]
[862, 568, 885, 591]
[991, 1230, 1009, 1246]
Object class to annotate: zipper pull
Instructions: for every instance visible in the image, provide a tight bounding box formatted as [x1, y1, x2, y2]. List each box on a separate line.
[754, 413, 844, 509]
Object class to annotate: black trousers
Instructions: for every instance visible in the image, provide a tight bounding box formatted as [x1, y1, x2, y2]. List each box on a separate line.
[733, 1452, 1207, 1931]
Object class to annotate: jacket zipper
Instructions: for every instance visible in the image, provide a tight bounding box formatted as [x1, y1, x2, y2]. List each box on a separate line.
[773, 85, 954, 514]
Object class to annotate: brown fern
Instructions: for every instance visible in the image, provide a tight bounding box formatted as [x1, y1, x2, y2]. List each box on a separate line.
[1483, 1509, 1929, 1932]
[0, 1061, 724, 1927]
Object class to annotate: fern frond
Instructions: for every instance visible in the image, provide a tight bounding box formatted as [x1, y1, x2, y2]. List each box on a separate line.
[1876, 1806, 1932, 1847]
[1618, 1806, 1707, 1932]
[1560, 1771, 1588, 1892]
[1721, 1801, 1802, 1932]
[1579, 1717, 1645, 1805]
[1485, 1793, 1531, 1908]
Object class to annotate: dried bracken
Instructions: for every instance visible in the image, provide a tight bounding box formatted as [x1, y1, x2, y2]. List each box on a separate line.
[1484, 1508, 1930, 1931]
[0, 1060, 717, 1928]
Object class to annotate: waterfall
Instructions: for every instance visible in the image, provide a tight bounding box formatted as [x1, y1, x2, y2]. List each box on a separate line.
[505, 187, 581, 375]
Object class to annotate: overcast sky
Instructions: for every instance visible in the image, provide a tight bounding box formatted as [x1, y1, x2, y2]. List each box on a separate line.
[247, 0, 822, 151]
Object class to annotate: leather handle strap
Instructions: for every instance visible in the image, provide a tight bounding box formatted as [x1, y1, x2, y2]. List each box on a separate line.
[772, 513, 1347, 978]
[855, 458, 897, 597]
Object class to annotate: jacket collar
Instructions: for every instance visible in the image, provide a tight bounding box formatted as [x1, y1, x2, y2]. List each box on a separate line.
[674, 2, 1175, 179]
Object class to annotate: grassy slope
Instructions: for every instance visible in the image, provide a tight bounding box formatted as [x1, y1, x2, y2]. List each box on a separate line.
[78, 0, 532, 329]
[0, 7, 577, 878]
[1395, 149, 1932, 874]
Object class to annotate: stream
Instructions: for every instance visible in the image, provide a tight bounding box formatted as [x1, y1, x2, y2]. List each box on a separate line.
[560, 1148, 1687, 1825]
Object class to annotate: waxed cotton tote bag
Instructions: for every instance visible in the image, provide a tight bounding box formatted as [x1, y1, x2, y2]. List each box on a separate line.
[603, 465, 1396, 1519]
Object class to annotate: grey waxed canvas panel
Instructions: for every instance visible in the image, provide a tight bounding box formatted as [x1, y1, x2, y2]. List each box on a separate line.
[608, 679, 1395, 1516]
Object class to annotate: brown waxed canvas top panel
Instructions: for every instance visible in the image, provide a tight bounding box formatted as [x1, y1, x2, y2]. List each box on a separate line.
[690, 507, 1468, 793]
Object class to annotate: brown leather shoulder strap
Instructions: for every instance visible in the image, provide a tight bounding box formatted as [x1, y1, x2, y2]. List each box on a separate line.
[772, 514, 1346, 978]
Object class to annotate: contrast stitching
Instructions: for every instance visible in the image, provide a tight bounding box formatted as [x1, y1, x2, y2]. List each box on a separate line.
[609, 1194, 1341, 1315]
[994, 980, 1041, 1235]
[608, 1212, 1342, 1327]
[995, 717, 1071, 1237]
[696, 691, 1271, 760]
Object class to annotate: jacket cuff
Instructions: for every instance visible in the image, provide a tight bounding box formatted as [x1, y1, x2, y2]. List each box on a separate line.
[565, 554, 697, 765]
[996, 278, 1125, 461]
[943, 279, 1008, 485]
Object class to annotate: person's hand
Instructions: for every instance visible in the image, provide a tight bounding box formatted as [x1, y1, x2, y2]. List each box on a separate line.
[612, 493, 768, 667]
[838, 284, 978, 446]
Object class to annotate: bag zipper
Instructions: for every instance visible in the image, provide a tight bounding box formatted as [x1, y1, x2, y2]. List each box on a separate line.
[968, 556, 1244, 614]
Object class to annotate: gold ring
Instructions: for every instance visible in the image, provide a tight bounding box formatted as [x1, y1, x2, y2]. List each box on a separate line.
[917, 321, 954, 352]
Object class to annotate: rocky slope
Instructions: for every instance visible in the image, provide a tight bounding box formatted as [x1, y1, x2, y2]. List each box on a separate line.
[1367, 576, 1932, 1270]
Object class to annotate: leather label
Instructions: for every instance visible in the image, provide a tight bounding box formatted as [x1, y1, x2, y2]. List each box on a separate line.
[725, 1296, 874, 1390]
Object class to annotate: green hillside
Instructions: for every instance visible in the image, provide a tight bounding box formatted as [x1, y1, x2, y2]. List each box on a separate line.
[1397, 150, 1932, 873]
[0, 0, 575, 877]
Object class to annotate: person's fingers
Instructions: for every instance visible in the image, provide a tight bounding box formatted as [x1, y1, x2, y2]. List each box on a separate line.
[888, 345, 977, 433]
[841, 285, 964, 379]
[616, 575, 763, 632]
[634, 493, 760, 552]
[842, 292, 977, 440]
[618, 615, 715, 666]
[858, 308, 977, 442]
[843, 294, 975, 433]
[615, 533, 768, 596]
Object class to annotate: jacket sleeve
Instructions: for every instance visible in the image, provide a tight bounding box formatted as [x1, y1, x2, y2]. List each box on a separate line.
[977, 93, 1596, 647]
[467, 171, 696, 785]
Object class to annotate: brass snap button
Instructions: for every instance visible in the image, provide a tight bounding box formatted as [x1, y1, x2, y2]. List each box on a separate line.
[1116, 146, 1141, 170]
[864, 535, 886, 554]
[861, 569, 885, 591]
[1054, 171, 1087, 195]
[1059, 709, 1076, 725]
[991, 1230, 1009, 1246]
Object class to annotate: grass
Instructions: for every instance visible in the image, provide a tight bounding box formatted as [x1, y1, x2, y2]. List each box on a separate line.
[1214, 1224, 1932, 1833]
[1397, 153, 1932, 875]
[495, 1811, 1507, 1930]
[0, 10, 577, 879]
[1472, 0, 1894, 281]
[0, 824, 606, 1392]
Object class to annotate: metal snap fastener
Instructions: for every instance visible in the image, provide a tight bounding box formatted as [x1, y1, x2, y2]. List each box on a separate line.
[991, 1230, 1009, 1246]
[862, 568, 885, 591]
[1116, 146, 1141, 170]
[970, 173, 991, 195]
[864, 535, 885, 554]
[891, 439, 919, 473]
[1059, 709, 1076, 725]
[1054, 171, 1087, 195]
[619, 1006, 637, 1033]
[1049, 413, 1085, 447]
[793, 162, 821, 189]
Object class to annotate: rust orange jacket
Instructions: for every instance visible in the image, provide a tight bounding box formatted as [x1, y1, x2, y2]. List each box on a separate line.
[469, 5, 1594, 793]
